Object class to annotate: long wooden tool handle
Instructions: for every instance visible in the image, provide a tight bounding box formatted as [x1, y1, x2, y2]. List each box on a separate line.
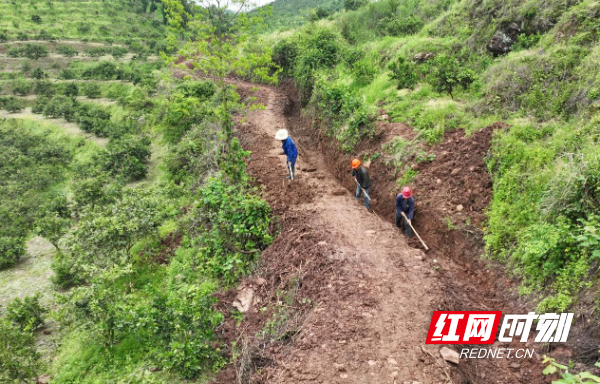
[401, 212, 429, 251]
[353, 178, 371, 200]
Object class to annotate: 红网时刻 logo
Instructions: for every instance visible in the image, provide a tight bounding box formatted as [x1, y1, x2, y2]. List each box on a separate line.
[425, 311, 574, 345]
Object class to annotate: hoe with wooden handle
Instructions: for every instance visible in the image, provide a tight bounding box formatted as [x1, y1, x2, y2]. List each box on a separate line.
[401, 212, 429, 251]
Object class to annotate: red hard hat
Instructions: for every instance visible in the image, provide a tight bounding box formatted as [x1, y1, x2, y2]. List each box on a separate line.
[402, 187, 412, 198]
[351, 159, 361, 169]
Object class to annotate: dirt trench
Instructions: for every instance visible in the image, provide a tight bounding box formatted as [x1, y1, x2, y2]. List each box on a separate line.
[212, 82, 546, 384]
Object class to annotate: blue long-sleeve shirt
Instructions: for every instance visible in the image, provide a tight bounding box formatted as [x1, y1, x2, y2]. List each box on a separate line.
[395, 195, 415, 220]
[282, 137, 298, 163]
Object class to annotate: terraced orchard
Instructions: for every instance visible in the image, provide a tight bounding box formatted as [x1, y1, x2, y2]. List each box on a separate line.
[2, 0, 600, 383]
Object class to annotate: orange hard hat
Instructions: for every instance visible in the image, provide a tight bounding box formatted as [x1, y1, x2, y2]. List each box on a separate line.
[351, 159, 361, 169]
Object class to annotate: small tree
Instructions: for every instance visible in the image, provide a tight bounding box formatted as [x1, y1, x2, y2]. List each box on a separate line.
[4, 97, 24, 113]
[31, 15, 42, 24]
[31, 68, 45, 79]
[427, 54, 475, 98]
[0, 319, 40, 382]
[388, 57, 417, 89]
[165, 0, 279, 180]
[57, 45, 78, 57]
[83, 83, 102, 98]
[344, 0, 368, 11]
[22, 44, 49, 60]
[63, 82, 79, 97]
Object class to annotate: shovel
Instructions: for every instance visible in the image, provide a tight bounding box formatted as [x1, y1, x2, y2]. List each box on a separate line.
[401, 212, 429, 251]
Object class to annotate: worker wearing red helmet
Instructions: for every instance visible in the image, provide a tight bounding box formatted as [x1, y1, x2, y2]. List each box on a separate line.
[352, 159, 371, 210]
[395, 186, 415, 238]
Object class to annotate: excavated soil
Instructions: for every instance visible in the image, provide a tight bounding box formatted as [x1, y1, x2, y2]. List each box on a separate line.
[211, 81, 551, 384]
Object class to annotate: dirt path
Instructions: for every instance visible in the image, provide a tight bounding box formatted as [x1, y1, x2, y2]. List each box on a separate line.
[225, 83, 470, 383]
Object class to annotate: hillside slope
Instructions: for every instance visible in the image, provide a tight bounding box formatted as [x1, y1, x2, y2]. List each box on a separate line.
[263, 0, 600, 375]
[0, 0, 165, 44]
[258, 0, 343, 30]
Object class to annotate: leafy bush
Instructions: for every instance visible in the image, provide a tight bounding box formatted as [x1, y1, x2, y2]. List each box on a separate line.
[83, 83, 102, 98]
[311, 78, 375, 151]
[188, 176, 273, 283]
[111, 46, 129, 59]
[377, 16, 423, 36]
[57, 45, 79, 57]
[0, 236, 26, 270]
[176, 80, 216, 100]
[33, 80, 56, 97]
[389, 57, 418, 89]
[272, 38, 298, 76]
[352, 55, 379, 85]
[85, 47, 108, 60]
[98, 135, 152, 181]
[11, 78, 32, 95]
[31, 68, 46, 80]
[63, 82, 79, 97]
[294, 27, 343, 104]
[426, 54, 475, 97]
[0, 319, 40, 382]
[5, 294, 48, 331]
[162, 94, 213, 144]
[2, 96, 24, 113]
[344, 0, 368, 11]
[164, 121, 221, 184]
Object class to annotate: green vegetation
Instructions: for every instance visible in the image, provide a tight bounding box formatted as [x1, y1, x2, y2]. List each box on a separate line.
[268, 0, 600, 315]
[0, 0, 279, 382]
[256, 0, 344, 30]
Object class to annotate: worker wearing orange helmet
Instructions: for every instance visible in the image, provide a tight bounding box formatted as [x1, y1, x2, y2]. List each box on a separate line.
[395, 186, 415, 238]
[352, 159, 371, 210]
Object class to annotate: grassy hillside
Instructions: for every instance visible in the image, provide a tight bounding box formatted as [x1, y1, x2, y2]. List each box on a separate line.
[258, 0, 343, 30]
[267, 0, 600, 314]
[0, 0, 165, 44]
[0, 1, 274, 383]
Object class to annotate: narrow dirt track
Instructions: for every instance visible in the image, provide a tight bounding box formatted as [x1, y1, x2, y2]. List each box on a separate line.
[219, 81, 539, 384]
[232, 82, 457, 383]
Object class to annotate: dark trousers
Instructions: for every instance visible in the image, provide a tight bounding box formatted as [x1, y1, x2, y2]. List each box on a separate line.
[395, 211, 413, 238]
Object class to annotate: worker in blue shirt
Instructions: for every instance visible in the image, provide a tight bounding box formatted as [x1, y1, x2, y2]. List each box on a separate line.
[275, 129, 298, 180]
[395, 187, 415, 238]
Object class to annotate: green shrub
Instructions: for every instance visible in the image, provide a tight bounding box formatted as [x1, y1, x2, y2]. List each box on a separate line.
[98, 135, 152, 181]
[5, 294, 48, 331]
[377, 16, 423, 36]
[51, 252, 85, 288]
[176, 80, 216, 100]
[31, 68, 46, 80]
[0, 319, 40, 382]
[111, 46, 129, 59]
[388, 57, 418, 89]
[85, 47, 108, 60]
[164, 121, 220, 184]
[3, 96, 24, 113]
[63, 82, 79, 97]
[272, 38, 298, 76]
[344, 0, 368, 11]
[294, 27, 343, 104]
[426, 54, 475, 97]
[11, 78, 32, 95]
[34, 80, 56, 97]
[83, 83, 102, 99]
[162, 95, 212, 144]
[22, 44, 49, 60]
[57, 45, 79, 57]
[352, 55, 378, 85]
[0, 236, 26, 270]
